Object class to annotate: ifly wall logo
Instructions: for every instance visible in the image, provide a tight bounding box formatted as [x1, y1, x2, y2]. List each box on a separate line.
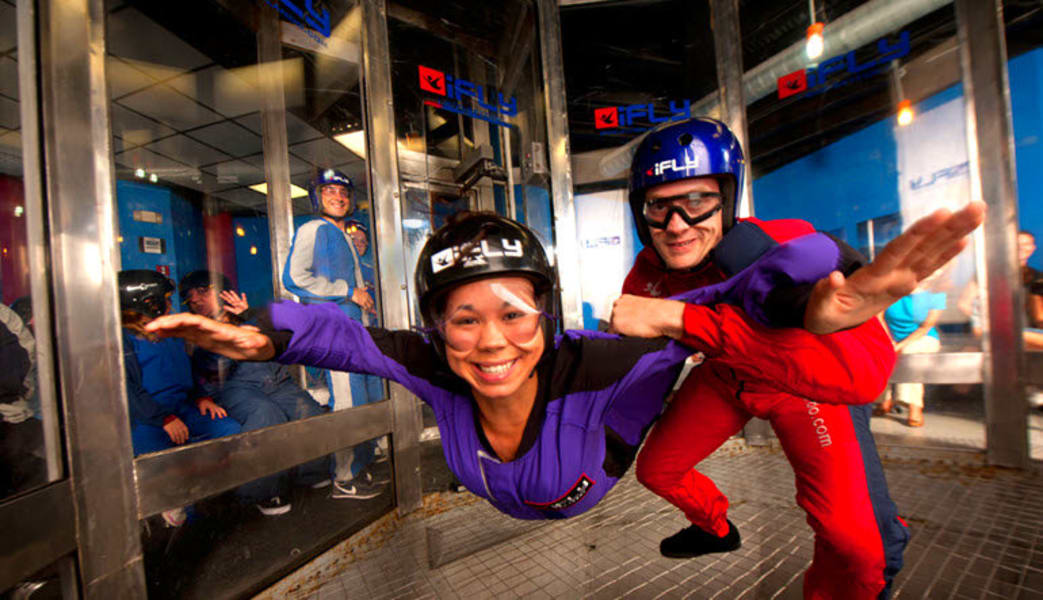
[259, 0, 331, 45]
[777, 30, 910, 100]
[418, 65, 518, 129]
[594, 100, 691, 135]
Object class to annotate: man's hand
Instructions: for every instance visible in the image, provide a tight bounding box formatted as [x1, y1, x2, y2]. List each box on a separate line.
[609, 294, 686, 339]
[219, 290, 249, 315]
[145, 313, 276, 361]
[163, 417, 190, 445]
[352, 287, 375, 313]
[805, 201, 986, 334]
[197, 397, 228, 420]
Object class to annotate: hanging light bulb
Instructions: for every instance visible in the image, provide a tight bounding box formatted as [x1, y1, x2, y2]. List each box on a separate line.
[897, 99, 914, 126]
[806, 23, 825, 60]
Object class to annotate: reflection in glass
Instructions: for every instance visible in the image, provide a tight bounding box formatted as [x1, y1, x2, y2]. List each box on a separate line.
[0, 0, 48, 502]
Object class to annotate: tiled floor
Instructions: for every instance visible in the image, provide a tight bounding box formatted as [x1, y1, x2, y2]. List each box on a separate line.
[292, 445, 1043, 599]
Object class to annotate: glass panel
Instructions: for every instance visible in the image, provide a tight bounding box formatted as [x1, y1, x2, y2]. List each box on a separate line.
[388, 0, 555, 329]
[560, 0, 719, 329]
[0, 0, 53, 501]
[106, 2, 390, 596]
[1004, 1, 1043, 458]
[746, 4, 983, 448]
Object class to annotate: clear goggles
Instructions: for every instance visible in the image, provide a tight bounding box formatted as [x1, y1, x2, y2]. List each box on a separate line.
[431, 280, 550, 352]
[643, 191, 723, 229]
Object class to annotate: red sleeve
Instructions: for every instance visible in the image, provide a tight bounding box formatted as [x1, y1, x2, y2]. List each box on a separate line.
[622, 248, 657, 296]
[741, 217, 815, 243]
[680, 303, 895, 405]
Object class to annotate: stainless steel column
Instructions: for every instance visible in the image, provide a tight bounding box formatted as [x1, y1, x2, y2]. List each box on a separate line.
[38, 0, 146, 595]
[258, 5, 296, 301]
[955, 0, 1027, 468]
[361, 0, 423, 515]
[536, 0, 582, 329]
[711, 0, 771, 447]
[711, 0, 753, 218]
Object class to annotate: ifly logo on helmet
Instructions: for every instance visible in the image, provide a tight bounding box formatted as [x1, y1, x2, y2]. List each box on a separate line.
[646, 156, 699, 176]
[777, 30, 910, 100]
[431, 238, 525, 274]
[418, 65, 518, 130]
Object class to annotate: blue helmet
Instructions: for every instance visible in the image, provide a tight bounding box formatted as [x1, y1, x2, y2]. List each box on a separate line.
[309, 168, 354, 214]
[628, 117, 745, 247]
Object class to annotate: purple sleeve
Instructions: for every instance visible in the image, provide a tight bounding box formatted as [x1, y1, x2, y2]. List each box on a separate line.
[668, 232, 841, 327]
[268, 300, 449, 406]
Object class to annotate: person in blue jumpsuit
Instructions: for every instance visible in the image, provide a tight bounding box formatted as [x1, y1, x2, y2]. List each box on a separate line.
[119, 270, 240, 526]
[179, 270, 330, 516]
[282, 168, 384, 499]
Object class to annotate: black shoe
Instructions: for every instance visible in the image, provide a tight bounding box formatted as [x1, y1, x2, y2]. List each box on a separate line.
[660, 519, 741, 559]
[358, 465, 391, 485]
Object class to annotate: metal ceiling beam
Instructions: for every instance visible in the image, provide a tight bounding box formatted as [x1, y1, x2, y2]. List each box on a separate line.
[596, 0, 954, 177]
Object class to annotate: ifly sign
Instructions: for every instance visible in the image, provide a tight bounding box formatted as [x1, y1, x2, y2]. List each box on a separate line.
[594, 100, 691, 135]
[777, 30, 910, 100]
[260, 0, 331, 45]
[418, 65, 518, 129]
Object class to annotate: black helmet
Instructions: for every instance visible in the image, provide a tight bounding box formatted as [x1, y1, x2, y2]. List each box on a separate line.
[178, 270, 231, 299]
[118, 270, 174, 319]
[414, 212, 557, 358]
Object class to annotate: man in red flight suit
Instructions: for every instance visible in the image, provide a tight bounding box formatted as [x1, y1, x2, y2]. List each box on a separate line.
[611, 117, 983, 600]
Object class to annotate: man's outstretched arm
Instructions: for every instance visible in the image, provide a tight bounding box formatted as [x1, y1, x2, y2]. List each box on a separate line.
[804, 201, 986, 334]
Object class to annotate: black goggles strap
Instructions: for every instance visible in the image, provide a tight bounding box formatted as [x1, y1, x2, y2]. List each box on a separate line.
[645, 202, 722, 229]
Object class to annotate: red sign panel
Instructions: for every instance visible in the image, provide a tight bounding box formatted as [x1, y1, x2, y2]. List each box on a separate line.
[418, 65, 446, 96]
[777, 69, 808, 99]
[594, 107, 619, 129]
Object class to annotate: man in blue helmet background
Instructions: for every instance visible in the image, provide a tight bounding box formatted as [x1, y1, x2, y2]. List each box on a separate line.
[608, 117, 984, 599]
[283, 168, 385, 500]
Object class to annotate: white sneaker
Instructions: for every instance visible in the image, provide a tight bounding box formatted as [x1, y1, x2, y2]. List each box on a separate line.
[331, 478, 383, 500]
[256, 496, 292, 516]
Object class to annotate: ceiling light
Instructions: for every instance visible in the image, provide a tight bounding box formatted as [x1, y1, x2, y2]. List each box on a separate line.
[402, 218, 427, 230]
[806, 23, 824, 60]
[149, 173, 158, 183]
[249, 182, 309, 198]
[334, 130, 367, 159]
[235, 226, 246, 237]
[135, 168, 146, 179]
[250, 245, 258, 255]
[13, 205, 23, 217]
[896, 99, 914, 126]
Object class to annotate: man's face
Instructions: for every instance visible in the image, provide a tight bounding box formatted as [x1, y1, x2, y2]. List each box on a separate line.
[184, 286, 221, 319]
[1018, 232, 1036, 266]
[320, 184, 352, 218]
[645, 176, 724, 270]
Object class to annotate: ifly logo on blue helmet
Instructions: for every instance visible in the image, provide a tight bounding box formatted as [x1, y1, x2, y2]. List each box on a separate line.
[646, 155, 700, 177]
[322, 169, 351, 187]
[418, 65, 518, 130]
[777, 30, 910, 100]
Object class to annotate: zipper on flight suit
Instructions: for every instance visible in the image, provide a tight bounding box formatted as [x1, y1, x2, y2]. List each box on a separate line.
[476, 449, 502, 502]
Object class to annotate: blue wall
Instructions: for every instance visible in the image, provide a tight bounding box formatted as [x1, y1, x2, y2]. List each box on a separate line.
[233, 216, 274, 308]
[117, 180, 187, 308]
[753, 47, 1043, 270]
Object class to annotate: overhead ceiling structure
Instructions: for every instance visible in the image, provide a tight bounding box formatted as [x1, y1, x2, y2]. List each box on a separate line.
[107, 1, 366, 216]
[560, 0, 1043, 178]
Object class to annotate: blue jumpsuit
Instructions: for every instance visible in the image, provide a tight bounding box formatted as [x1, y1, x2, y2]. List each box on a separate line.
[283, 217, 382, 480]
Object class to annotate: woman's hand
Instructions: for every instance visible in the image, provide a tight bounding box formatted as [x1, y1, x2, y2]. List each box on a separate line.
[146, 313, 276, 361]
[163, 417, 190, 445]
[196, 397, 228, 420]
[804, 202, 985, 334]
[351, 287, 375, 313]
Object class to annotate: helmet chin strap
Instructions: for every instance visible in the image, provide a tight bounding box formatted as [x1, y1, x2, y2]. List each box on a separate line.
[646, 203, 722, 230]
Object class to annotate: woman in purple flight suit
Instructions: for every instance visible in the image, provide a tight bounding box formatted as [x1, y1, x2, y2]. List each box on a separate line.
[145, 212, 850, 520]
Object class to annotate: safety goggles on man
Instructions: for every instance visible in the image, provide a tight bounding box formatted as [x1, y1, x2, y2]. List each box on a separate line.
[643, 191, 723, 229]
[321, 185, 352, 200]
[434, 280, 548, 352]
